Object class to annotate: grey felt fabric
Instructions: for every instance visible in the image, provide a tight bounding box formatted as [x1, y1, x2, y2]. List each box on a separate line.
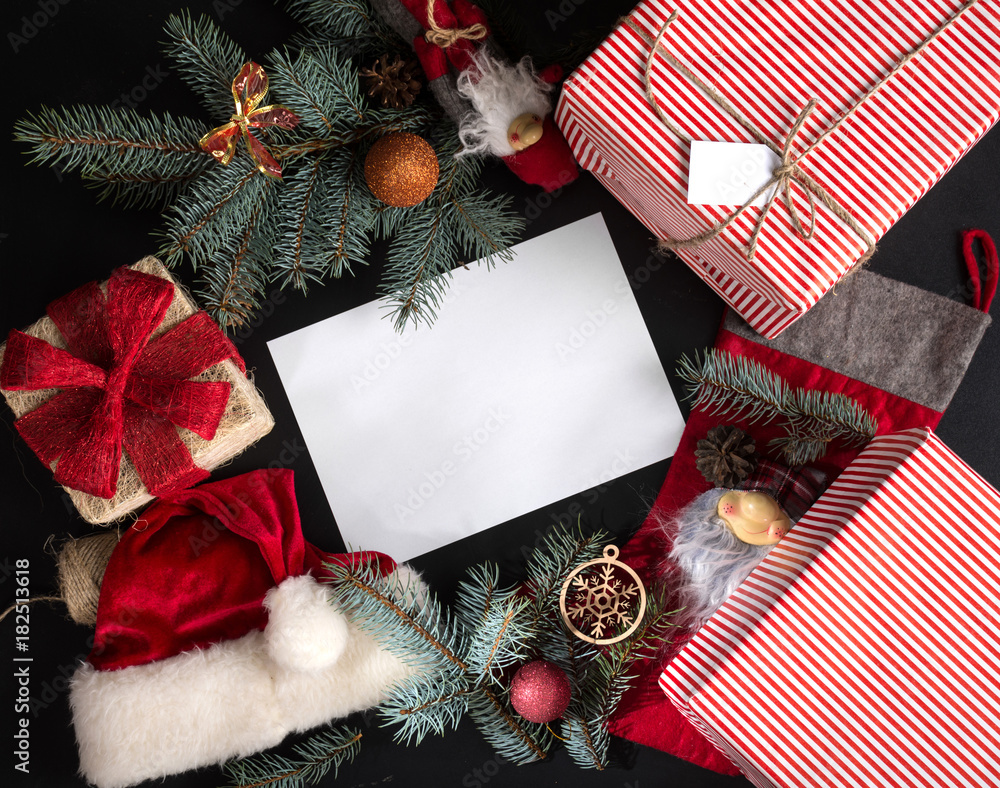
[369, 0, 422, 40]
[723, 270, 992, 412]
[368, 0, 473, 124]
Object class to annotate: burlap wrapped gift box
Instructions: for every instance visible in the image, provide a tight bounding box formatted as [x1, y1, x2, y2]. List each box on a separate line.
[0, 256, 274, 524]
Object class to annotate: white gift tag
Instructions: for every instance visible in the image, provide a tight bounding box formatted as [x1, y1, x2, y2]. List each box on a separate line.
[687, 140, 782, 207]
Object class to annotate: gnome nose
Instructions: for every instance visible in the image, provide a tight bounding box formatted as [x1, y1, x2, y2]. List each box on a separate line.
[740, 492, 780, 522]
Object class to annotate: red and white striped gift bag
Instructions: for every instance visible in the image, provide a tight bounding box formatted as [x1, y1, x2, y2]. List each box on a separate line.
[659, 428, 1000, 787]
[556, 0, 1000, 338]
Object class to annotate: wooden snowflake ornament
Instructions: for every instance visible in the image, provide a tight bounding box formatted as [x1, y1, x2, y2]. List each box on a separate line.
[559, 545, 647, 645]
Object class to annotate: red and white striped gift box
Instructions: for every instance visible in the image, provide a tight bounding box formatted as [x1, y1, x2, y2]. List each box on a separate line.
[556, 0, 1000, 338]
[659, 428, 1000, 787]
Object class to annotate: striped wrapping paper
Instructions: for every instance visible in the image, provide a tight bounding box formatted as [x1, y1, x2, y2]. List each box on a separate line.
[555, 0, 1000, 338]
[659, 428, 1000, 787]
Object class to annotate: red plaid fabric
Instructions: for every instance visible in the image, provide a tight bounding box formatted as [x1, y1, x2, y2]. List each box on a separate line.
[738, 459, 827, 524]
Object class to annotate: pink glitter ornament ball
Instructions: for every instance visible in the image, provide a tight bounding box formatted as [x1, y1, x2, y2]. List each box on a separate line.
[509, 660, 572, 723]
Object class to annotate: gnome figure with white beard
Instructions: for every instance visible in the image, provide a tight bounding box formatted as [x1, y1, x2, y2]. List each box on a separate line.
[370, 0, 579, 191]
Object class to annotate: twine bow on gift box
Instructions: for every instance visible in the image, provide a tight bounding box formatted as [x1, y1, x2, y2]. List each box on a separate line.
[0, 267, 243, 500]
[628, 0, 981, 265]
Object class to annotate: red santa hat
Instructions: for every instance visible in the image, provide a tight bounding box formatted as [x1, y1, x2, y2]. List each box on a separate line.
[70, 469, 418, 788]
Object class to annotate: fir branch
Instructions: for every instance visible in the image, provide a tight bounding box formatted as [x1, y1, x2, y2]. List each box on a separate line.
[322, 560, 467, 672]
[457, 565, 536, 683]
[157, 156, 265, 267]
[284, 0, 404, 55]
[14, 106, 208, 209]
[467, 687, 551, 765]
[267, 45, 366, 134]
[381, 198, 455, 330]
[562, 587, 676, 770]
[162, 12, 248, 121]
[196, 190, 275, 328]
[676, 349, 877, 464]
[379, 143, 523, 330]
[380, 672, 472, 744]
[321, 146, 370, 278]
[87, 169, 206, 210]
[276, 156, 328, 291]
[221, 727, 362, 788]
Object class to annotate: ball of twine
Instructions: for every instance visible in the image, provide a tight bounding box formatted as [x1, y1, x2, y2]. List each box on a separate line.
[55, 532, 120, 626]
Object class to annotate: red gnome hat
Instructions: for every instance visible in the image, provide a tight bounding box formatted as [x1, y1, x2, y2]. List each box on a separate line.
[70, 469, 417, 788]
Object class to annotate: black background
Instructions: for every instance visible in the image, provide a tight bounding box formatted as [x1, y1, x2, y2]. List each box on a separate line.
[1, 1, 998, 787]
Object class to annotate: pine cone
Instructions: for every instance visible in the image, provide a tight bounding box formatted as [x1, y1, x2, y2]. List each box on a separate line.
[695, 425, 758, 488]
[360, 55, 422, 109]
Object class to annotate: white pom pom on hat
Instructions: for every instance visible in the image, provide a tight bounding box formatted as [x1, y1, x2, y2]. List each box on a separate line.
[264, 574, 350, 673]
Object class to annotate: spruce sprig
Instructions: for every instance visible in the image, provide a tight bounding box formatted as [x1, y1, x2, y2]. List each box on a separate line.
[15, 8, 523, 331]
[562, 586, 674, 769]
[221, 726, 362, 788]
[13, 106, 209, 209]
[162, 11, 248, 120]
[677, 348, 878, 464]
[284, 0, 404, 55]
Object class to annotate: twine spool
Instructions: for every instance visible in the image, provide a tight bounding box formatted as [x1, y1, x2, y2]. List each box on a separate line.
[55, 532, 120, 626]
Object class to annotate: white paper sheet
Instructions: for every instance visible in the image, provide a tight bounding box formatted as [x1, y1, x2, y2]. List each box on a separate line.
[267, 214, 685, 561]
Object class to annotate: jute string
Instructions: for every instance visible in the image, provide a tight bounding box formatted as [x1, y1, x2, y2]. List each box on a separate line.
[424, 0, 487, 48]
[626, 0, 981, 263]
[0, 531, 119, 626]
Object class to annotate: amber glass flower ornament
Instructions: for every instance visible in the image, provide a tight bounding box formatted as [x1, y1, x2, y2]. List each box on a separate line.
[199, 62, 300, 179]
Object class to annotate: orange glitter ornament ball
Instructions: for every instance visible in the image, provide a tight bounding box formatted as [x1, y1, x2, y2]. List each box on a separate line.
[364, 132, 439, 207]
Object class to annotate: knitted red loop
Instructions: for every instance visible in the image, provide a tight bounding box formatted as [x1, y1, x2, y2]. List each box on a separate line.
[0, 267, 241, 499]
[962, 228, 998, 313]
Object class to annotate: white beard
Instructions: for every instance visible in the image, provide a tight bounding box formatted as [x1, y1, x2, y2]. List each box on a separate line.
[456, 49, 554, 157]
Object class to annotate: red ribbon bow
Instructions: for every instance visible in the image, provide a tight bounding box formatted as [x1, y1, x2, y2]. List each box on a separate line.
[199, 62, 300, 179]
[0, 268, 243, 500]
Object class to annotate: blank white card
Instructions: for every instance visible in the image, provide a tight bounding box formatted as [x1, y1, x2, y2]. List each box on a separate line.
[268, 214, 684, 561]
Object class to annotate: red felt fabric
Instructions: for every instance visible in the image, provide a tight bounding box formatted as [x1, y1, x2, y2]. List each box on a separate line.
[501, 115, 580, 193]
[89, 469, 396, 672]
[606, 324, 944, 776]
[0, 267, 241, 499]
[404, 0, 489, 80]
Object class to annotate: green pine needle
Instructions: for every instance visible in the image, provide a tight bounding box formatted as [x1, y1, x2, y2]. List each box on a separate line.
[14, 10, 523, 331]
[162, 12, 248, 122]
[13, 105, 209, 209]
[677, 348, 878, 464]
[285, 0, 404, 55]
[221, 726, 362, 788]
